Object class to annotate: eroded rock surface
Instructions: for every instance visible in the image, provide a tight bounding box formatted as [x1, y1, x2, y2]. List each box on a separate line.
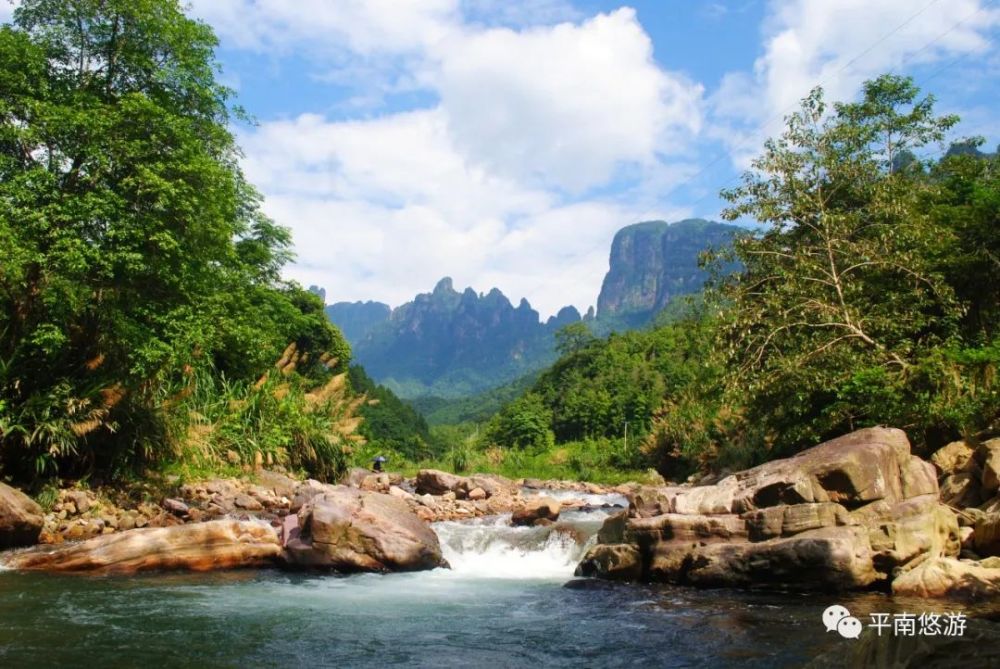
[577, 427, 963, 595]
[1, 520, 281, 573]
[0, 482, 44, 549]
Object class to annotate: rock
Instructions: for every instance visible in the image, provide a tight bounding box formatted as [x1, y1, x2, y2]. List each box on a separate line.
[891, 557, 1000, 600]
[973, 513, 1000, 557]
[931, 440, 976, 476]
[0, 520, 281, 574]
[415, 469, 463, 496]
[576, 427, 962, 594]
[233, 494, 263, 512]
[742, 503, 850, 541]
[360, 473, 390, 493]
[628, 512, 748, 546]
[575, 544, 642, 581]
[861, 495, 961, 574]
[467, 487, 487, 501]
[283, 486, 447, 572]
[441, 491, 457, 502]
[388, 486, 414, 501]
[959, 525, 974, 549]
[257, 470, 300, 499]
[976, 438, 1000, 497]
[597, 511, 627, 545]
[0, 482, 44, 549]
[63, 490, 92, 514]
[162, 498, 189, 517]
[511, 497, 560, 526]
[651, 526, 879, 590]
[939, 473, 981, 509]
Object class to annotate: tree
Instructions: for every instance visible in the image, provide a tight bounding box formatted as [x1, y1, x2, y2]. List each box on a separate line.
[0, 1, 344, 479]
[554, 322, 596, 356]
[716, 74, 962, 452]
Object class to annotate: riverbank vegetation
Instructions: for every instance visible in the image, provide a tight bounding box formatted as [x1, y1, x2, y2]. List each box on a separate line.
[0, 1, 363, 484]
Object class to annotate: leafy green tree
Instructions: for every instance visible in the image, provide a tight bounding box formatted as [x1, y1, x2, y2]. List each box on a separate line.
[0, 0, 347, 479]
[554, 322, 596, 356]
[486, 392, 555, 450]
[715, 75, 965, 453]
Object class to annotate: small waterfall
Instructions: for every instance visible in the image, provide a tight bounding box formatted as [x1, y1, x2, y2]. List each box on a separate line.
[432, 494, 623, 580]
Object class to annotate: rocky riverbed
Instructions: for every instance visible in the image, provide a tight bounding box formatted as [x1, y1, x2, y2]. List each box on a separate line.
[2, 426, 1000, 602]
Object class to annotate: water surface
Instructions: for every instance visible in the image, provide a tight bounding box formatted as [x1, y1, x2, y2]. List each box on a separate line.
[1, 504, 997, 667]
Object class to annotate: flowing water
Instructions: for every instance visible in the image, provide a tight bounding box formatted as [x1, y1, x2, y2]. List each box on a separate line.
[1, 496, 999, 668]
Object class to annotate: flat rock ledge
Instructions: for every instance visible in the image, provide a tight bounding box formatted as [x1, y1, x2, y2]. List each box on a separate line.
[575, 427, 993, 599]
[0, 520, 282, 574]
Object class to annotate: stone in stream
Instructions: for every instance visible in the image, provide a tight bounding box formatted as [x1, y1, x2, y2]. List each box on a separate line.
[0, 520, 282, 573]
[891, 557, 1000, 600]
[283, 486, 447, 572]
[577, 427, 967, 596]
[0, 482, 44, 549]
[511, 497, 560, 526]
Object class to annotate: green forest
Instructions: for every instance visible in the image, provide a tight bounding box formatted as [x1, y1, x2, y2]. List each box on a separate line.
[1, 0, 998, 488]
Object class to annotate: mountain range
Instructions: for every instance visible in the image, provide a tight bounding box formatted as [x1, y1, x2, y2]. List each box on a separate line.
[324, 218, 741, 398]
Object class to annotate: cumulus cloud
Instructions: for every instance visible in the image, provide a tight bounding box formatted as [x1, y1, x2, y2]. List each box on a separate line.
[240, 108, 686, 316]
[209, 4, 707, 315]
[710, 0, 1000, 163]
[431, 9, 703, 192]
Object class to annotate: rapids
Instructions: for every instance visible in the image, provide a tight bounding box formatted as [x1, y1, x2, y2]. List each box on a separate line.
[1, 490, 998, 667]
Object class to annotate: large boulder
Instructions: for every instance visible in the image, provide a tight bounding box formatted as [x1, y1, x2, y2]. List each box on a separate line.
[283, 486, 447, 572]
[0, 520, 281, 573]
[0, 482, 44, 549]
[891, 557, 1000, 600]
[577, 427, 962, 594]
[415, 469, 464, 496]
[575, 544, 642, 581]
[939, 473, 981, 509]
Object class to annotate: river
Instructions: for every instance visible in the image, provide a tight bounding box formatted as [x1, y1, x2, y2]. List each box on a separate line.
[1, 493, 998, 668]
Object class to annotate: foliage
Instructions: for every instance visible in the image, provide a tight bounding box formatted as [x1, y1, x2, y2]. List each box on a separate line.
[347, 365, 439, 461]
[491, 75, 999, 477]
[410, 371, 539, 426]
[0, 0, 349, 482]
[161, 348, 359, 483]
[484, 392, 555, 450]
[709, 74, 994, 456]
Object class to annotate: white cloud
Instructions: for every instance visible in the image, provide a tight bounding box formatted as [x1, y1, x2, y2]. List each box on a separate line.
[710, 0, 1000, 161]
[431, 9, 703, 192]
[220, 6, 708, 316]
[187, 0, 458, 55]
[240, 108, 678, 317]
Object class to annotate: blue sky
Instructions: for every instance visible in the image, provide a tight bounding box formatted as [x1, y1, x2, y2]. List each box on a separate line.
[6, 1, 997, 316]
